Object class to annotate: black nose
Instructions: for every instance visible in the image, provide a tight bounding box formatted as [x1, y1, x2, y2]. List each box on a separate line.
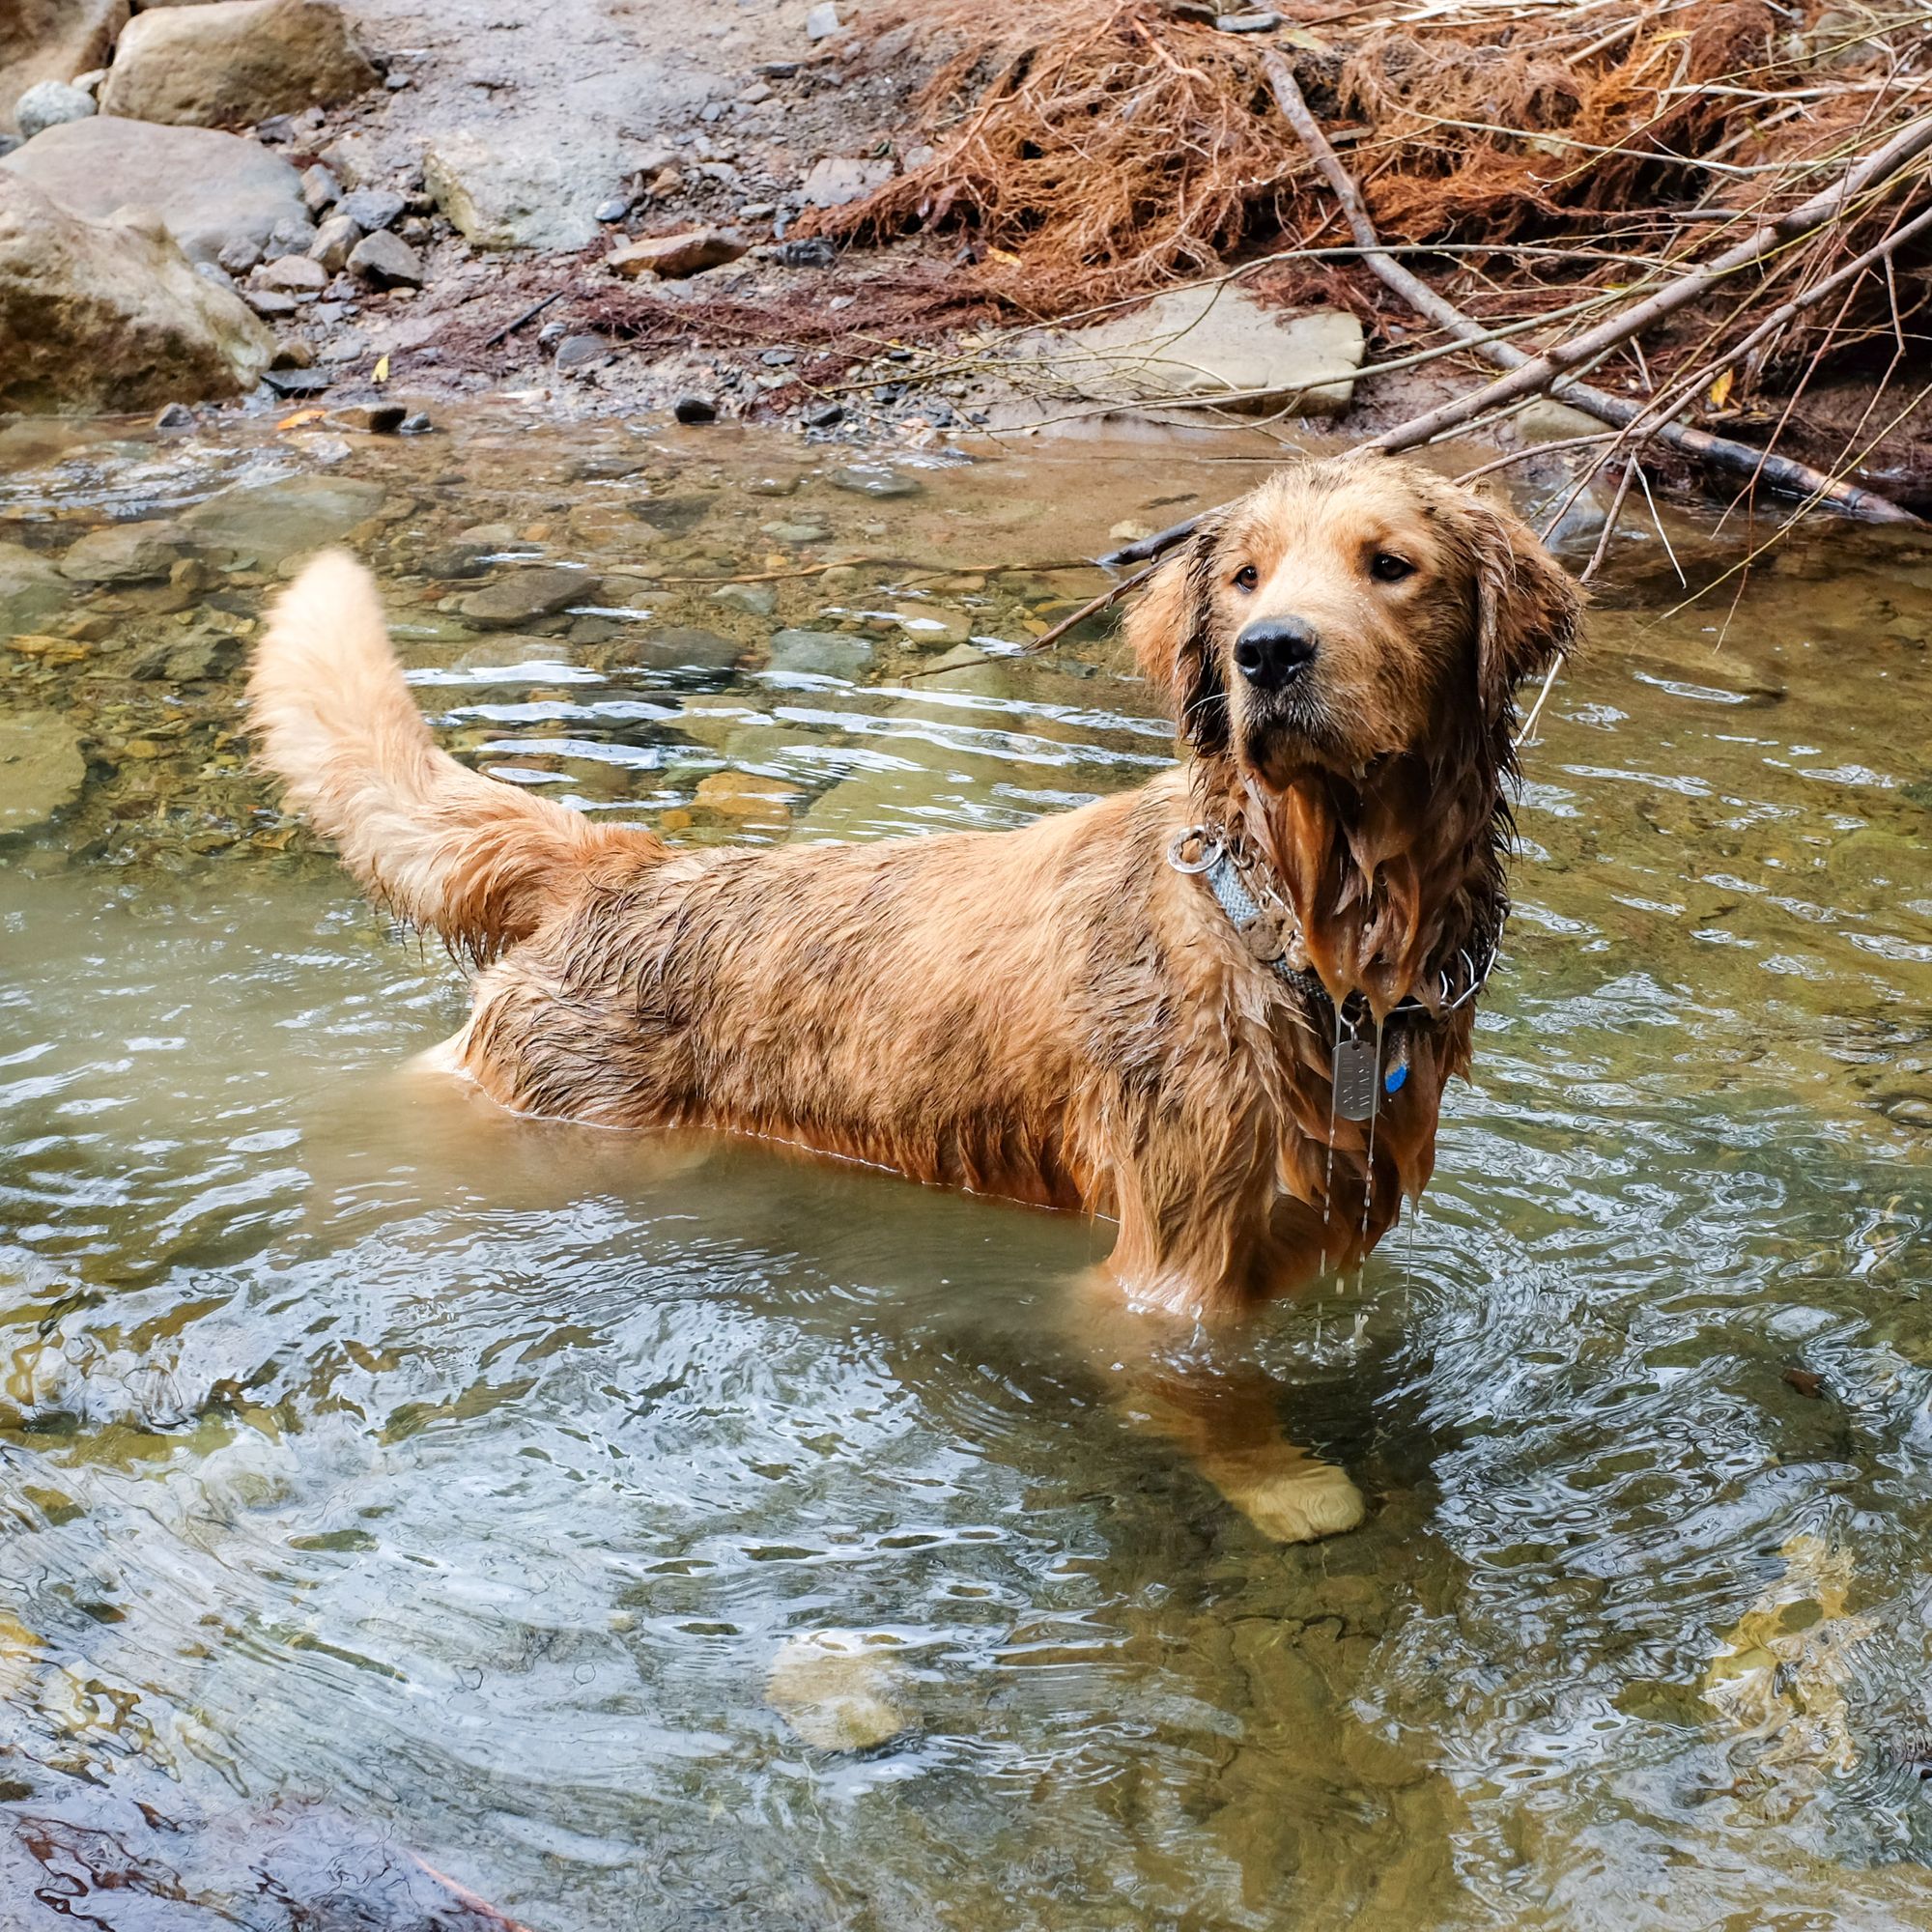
[1233, 617, 1318, 690]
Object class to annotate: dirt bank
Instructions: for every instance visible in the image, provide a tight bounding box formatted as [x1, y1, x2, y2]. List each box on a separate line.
[1, 1, 1928, 521]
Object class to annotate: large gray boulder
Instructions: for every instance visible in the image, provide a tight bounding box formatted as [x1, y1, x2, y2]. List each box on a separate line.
[100, 0, 378, 128]
[0, 116, 306, 266]
[0, 173, 274, 412]
[423, 128, 618, 252]
[0, 0, 127, 138]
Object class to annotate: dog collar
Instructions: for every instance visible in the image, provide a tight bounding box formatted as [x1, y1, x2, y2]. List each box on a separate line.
[1167, 820, 1503, 1115]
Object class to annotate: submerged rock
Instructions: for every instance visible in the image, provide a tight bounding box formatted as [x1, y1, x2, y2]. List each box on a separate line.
[1703, 1533, 1875, 1819]
[766, 628, 872, 680]
[830, 465, 923, 498]
[0, 175, 273, 411]
[179, 472, 387, 562]
[455, 566, 597, 629]
[612, 625, 744, 676]
[710, 581, 776, 617]
[693, 768, 798, 833]
[0, 543, 71, 637]
[0, 708, 86, 838]
[1, 116, 306, 267]
[765, 1630, 913, 1752]
[100, 0, 379, 128]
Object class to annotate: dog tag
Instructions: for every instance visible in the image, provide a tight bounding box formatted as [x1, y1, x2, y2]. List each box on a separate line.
[1332, 1037, 1377, 1121]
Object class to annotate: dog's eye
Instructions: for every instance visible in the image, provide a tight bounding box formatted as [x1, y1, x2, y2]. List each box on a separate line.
[1370, 552, 1415, 583]
[1233, 564, 1259, 592]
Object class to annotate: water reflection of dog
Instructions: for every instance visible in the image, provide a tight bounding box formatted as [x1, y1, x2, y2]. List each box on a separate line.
[248, 452, 1580, 1542]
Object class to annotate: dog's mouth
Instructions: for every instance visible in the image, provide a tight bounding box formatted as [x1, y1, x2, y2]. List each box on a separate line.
[1236, 684, 1348, 782]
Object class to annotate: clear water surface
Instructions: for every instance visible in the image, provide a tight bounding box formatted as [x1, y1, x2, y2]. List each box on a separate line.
[1, 408, 1929, 1929]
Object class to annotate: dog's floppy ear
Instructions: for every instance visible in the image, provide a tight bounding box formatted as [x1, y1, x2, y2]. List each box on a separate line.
[1123, 522, 1229, 756]
[1467, 497, 1585, 726]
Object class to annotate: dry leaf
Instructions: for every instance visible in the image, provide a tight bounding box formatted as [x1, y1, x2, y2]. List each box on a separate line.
[1708, 368, 1736, 409]
[276, 408, 327, 430]
[373, 353, 391, 384]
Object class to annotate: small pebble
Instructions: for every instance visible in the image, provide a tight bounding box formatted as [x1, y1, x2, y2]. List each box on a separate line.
[399, 412, 434, 435]
[593, 195, 632, 223]
[760, 348, 796, 366]
[804, 401, 844, 429]
[299, 163, 341, 214]
[153, 403, 194, 432]
[673, 395, 719, 425]
[773, 236, 835, 270]
[831, 465, 922, 498]
[553, 334, 610, 374]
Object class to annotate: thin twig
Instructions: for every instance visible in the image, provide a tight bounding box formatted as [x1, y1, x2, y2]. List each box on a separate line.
[1020, 561, 1159, 655]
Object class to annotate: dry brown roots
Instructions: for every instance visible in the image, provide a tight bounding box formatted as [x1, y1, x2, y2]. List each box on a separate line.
[804, 0, 1932, 421]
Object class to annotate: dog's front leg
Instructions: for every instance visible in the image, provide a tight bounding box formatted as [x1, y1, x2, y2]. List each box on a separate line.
[1075, 1247, 1367, 1547]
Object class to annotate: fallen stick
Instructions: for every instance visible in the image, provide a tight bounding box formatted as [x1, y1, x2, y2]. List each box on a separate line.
[1100, 104, 1932, 575]
[1350, 101, 1932, 458]
[482, 288, 569, 349]
[1262, 55, 1923, 527]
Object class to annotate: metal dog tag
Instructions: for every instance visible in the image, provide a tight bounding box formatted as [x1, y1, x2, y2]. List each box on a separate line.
[1332, 1037, 1377, 1121]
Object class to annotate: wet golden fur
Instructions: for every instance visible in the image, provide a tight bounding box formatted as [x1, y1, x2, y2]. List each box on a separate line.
[248, 454, 1580, 1321]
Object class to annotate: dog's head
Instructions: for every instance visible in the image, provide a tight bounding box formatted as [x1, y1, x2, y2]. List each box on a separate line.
[1127, 452, 1582, 785]
[1127, 452, 1584, 1007]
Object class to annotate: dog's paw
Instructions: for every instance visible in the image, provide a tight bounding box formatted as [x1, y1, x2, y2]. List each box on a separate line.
[1202, 1448, 1368, 1545]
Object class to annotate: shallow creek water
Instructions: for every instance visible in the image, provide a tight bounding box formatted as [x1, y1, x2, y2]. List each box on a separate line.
[2, 408, 1930, 1930]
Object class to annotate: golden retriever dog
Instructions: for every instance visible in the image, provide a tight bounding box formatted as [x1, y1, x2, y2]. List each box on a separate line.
[249, 451, 1580, 1540]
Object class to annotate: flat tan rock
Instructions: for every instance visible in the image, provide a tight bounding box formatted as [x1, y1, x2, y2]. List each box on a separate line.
[0, 709, 87, 838]
[607, 228, 749, 280]
[1042, 288, 1365, 417]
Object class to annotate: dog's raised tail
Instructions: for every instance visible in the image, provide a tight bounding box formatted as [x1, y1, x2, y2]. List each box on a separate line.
[249, 550, 643, 958]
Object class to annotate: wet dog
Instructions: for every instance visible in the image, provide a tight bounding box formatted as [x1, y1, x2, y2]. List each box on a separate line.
[249, 454, 1579, 1332]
